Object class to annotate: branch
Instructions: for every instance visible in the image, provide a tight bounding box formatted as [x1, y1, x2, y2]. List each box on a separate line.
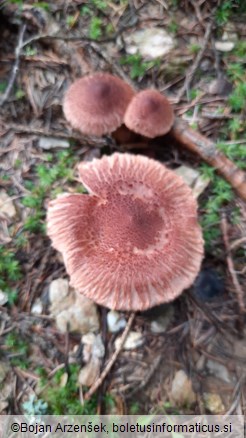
[175, 20, 214, 103]
[171, 118, 246, 201]
[84, 312, 135, 400]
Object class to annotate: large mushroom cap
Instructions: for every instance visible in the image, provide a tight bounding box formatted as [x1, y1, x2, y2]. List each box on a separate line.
[63, 73, 135, 136]
[47, 153, 204, 311]
[124, 89, 174, 138]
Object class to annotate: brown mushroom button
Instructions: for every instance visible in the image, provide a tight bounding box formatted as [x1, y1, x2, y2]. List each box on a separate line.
[63, 73, 135, 136]
[47, 153, 204, 311]
[124, 89, 174, 138]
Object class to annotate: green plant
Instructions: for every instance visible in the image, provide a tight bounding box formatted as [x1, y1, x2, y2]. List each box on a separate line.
[120, 54, 160, 80]
[66, 15, 76, 27]
[188, 43, 201, 54]
[89, 17, 103, 39]
[24, 46, 37, 57]
[41, 365, 97, 415]
[216, 0, 243, 24]
[34, 2, 50, 11]
[167, 20, 178, 34]
[80, 5, 92, 16]
[200, 136, 246, 251]
[0, 247, 21, 304]
[228, 82, 246, 112]
[91, 0, 107, 10]
[5, 331, 29, 368]
[22, 150, 76, 234]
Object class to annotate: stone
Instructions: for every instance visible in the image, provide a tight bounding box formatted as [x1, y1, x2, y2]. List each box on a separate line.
[0, 191, 16, 219]
[59, 372, 68, 388]
[115, 331, 144, 350]
[150, 305, 174, 333]
[49, 278, 99, 334]
[124, 28, 175, 59]
[82, 333, 105, 363]
[56, 297, 99, 334]
[49, 278, 70, 308]
[78, 357, 100, 387]
[174, 165, 210, 198]
[204, 393, 225, 414]
[214, 41, 235, 52]
[107, 310, 126, 333]
[170, 370, 196, 406]
[208, 77, 233, 96]
[31, 299, 43, 315]
[206, 360, 231, 383]
[38, 137, 70, 150]
[0, 291, 8, 306]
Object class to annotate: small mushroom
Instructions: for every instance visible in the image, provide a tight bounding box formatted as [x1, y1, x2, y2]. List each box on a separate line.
[124, 89, 174, 138]
[63, 72, 135, 136]
[47, 153, 204, 311]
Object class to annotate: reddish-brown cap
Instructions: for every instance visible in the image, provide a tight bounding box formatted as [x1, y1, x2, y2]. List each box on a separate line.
[47, 153, 204, 311]
[63, 73, 135, 136]
[124, 89, 174, 138]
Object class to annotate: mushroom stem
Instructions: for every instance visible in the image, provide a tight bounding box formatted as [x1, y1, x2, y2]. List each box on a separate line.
[170, 118, 246, 201]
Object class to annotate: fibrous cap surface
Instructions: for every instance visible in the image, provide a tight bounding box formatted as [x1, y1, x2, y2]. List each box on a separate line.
[124, 89, 174, 138]
[47, 153, 204, 311]
[63, 73, 135, 136]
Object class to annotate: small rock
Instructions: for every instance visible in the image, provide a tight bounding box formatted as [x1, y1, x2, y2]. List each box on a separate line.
[59, 372, 68, 388]
[78, 357, 100, 387]
[204, 393, 225, 413]
[49, 278, 70, 307]
[170, 370, 196, 406]
[107, 310, 126, 333]
[0, 191, 16, 219]
[214, 41, 235, 52]
[0, 291, 8, 306]
[49, 278, 99, 334]
[124, 28, 175, 59]
[38, 137, 70, 150]
[56, 297, 99, 334]
[31, 299, 43, 315]
[150, 305, 174, 333]
[115, 331, 144, 350]
[174, 165, 210, 198]
[206, 360, 231, 383]
[200, 58, 213, 72]
[82, 333, 105, 362]
[208, 77, 233, 96]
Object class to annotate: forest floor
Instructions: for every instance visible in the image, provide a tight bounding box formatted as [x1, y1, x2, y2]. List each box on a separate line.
[0, 0, 246, 416]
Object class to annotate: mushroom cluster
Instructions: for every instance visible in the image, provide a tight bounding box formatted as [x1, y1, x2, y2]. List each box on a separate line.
[47, 153, 204, 311]
[63, 72, 174, 139]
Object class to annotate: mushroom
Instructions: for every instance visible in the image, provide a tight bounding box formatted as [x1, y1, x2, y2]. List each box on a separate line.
[47, 153, 204, 311]
[63, 72, 135, 136]
[124, 89, 174, 138]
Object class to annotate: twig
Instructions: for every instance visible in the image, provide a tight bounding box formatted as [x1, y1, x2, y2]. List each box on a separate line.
[171, 118, 246, 201]
[0, 24, 26, 107]
[221, 214, 245, 314]
[6, 122, 108, 147]
[175, 20, 213, 103]
[84, 312, 135, 400]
